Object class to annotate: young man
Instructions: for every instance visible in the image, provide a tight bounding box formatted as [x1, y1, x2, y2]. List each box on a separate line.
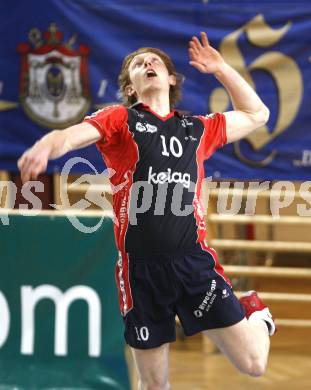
[18, 32, 275, 389]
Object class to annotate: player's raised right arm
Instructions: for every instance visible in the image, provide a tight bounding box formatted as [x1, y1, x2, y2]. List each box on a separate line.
[18, 122, 101, 183]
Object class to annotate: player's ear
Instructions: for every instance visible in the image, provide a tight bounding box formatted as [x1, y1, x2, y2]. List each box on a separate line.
[169, 74, 176, 86]
[125, 84, 136, 97]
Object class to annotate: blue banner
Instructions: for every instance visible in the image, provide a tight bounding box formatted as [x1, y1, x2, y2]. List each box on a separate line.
[0, 0, 310, 179]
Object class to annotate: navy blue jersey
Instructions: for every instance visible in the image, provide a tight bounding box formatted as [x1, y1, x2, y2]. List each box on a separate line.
[85, 103, 227, 315]
[85, 103, 226, 255]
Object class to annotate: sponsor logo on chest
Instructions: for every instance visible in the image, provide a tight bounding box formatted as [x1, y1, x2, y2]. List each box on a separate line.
[135, 122, 158, 133]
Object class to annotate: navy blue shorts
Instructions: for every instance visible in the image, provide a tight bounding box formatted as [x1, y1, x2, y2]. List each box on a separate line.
[121, 243, 245, 349]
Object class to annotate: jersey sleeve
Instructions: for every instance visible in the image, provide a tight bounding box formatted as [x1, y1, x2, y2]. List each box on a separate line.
[83, 105, 128, 145]
[196, 113, 227, 159]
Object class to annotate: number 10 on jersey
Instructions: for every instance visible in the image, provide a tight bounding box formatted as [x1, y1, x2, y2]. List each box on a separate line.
[160, 135, 183, 158]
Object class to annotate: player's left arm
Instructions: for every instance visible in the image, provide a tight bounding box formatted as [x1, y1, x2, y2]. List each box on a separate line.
[189, 32, 269, 144]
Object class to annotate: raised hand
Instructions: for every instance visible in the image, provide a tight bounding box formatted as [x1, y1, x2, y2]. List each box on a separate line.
[188, 32, 225, 74]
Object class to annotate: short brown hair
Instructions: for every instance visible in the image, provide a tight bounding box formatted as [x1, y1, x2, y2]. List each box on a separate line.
[118, 47, 182, 108]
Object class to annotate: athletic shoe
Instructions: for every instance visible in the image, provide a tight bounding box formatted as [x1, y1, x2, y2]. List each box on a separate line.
[240, 290, 276, 336]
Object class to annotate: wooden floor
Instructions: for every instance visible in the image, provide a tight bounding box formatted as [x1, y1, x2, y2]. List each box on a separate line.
[128, 327, 311, 389]
[168, 327, 311, 390]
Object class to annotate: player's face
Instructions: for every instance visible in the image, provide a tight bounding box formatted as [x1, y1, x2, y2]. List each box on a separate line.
[127, 52, 176, 99]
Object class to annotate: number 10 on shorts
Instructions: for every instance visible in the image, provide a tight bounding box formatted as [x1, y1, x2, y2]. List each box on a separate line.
[134, 326, 149, 341]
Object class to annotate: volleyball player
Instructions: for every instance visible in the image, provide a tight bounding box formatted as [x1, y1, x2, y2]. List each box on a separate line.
[18, 32, 275, 389]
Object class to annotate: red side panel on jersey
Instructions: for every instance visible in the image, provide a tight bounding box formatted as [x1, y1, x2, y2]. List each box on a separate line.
[84, 105, 139, 316]
[193, 112, 231, 285]
[112, 163, 138, 315]
[200, 240, 232, 287]
[111, 135, 139, 315]
[193, 129, 207, 244]
[193, 112, 227, 244]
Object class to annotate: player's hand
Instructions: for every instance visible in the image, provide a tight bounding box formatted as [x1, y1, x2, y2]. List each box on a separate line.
[17, 144, 49, 184]
[188, 32, 225, 74]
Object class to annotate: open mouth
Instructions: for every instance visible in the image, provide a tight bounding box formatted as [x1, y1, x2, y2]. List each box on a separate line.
[146, 69, 157, 78]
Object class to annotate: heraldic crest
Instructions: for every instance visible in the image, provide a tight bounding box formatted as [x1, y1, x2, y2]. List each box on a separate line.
[18, 23, 91, 129]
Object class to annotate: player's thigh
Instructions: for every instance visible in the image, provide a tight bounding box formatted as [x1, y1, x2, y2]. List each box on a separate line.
[203, 318, 265, 369]
[131, 343, 170, 385]
[204, 317, 250, 351]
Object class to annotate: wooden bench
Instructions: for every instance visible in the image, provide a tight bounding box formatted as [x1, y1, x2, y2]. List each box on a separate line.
[0, 171, 10, 208]
[204, 184, 311, 334]
[210, 239, 311, 253]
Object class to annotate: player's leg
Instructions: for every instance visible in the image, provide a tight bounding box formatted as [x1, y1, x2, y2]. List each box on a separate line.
[204, 317, 270, 377]
[204, 291, 275, 377]
[131, 343, 170, 390]
[172, 246, 275, 377]
[120, 253, 178, 389]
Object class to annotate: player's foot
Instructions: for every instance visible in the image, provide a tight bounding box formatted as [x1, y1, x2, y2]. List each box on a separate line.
[240, 290, 276, 336]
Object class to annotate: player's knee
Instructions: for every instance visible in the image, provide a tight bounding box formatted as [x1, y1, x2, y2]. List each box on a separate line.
[138, 379, 170, 390]
[248, 360, 267, 377]
[240, 358, 267, 377]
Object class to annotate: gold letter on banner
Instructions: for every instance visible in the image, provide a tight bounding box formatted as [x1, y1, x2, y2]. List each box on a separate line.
[209, 14, 303, 166]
